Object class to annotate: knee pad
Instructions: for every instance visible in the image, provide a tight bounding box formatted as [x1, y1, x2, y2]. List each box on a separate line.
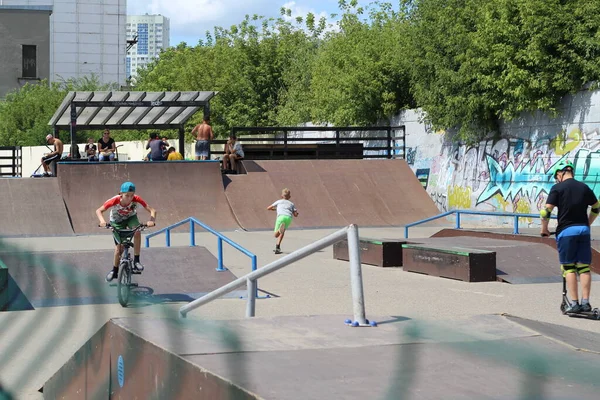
[561, 263, 577, 277]
[540, 208, 552, 220]
[577, 263, 591, 274]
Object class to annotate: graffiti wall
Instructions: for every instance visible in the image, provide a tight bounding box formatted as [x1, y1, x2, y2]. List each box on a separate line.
[393, 88, 600, 225]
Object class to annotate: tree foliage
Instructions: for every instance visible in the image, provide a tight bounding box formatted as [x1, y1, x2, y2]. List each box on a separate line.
[403, 0, 600, 142]
[3, 0, 600, 146]
[0, 75, 119, 146]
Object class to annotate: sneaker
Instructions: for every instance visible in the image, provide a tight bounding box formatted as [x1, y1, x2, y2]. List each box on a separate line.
[105, 269, 118, 282]
[581, 303, 592, 312]
[274, 248, 282, 254]
[134, 261, 145, 272]
[566, 303, 583, 313]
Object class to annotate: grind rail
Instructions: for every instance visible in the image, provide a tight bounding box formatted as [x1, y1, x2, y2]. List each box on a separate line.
[179, 224, 372, 326]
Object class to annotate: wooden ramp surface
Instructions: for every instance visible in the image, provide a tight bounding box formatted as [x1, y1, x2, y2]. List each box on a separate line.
[0, 178, 73, 237]
[57, 161, 240, 234]
[225, 159, 439, 230]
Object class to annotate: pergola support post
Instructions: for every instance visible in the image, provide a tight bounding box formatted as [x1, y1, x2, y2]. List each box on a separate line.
[179, 126, 185, 159]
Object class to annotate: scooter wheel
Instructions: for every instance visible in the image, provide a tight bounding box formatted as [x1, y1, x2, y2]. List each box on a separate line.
[593, 309, 600, 320]
[560, 303, 568, 314]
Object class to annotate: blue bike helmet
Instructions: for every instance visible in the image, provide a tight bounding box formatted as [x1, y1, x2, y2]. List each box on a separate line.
[120, 181, 136, 193]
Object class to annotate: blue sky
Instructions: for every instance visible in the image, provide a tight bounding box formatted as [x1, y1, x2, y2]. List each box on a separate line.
[127, 0, 350, 47]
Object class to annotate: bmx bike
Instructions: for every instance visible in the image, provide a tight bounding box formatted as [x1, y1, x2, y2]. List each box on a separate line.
[541, 231, 600, 320]
[102, 223, 148, 307]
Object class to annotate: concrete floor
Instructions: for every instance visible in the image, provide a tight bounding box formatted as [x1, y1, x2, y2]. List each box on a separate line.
[2, 225, 600, 399]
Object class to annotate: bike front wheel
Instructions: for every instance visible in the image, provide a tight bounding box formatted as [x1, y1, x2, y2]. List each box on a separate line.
[117, 262, 132, 307]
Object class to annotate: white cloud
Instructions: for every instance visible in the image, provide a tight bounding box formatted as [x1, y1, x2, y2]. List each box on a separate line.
[127, 0, 340, 45]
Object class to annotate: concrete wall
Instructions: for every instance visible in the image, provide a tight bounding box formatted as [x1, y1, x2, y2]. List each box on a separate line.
[395, 88, 600, 226]
[4, 0, 127, 86]
[0, 8, 51, 98]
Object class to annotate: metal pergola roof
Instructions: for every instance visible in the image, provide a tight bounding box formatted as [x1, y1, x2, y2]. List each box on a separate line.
[48, 90, 218, 131]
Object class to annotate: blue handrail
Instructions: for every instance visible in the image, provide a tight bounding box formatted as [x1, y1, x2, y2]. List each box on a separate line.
[404, 210, 557, 238]
[145, 217, 262, 297]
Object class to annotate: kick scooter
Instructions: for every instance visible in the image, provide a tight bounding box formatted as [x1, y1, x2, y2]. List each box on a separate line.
[541, 231, 600, 320]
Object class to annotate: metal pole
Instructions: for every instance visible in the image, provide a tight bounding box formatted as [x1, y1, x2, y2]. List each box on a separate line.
[514, 215, 519, 234]
[246, 278, 257, 317]
[216, 237, 225, 271]
[252, 255, 258, 298]
[179, 126, 185, 159]
[166, 229, 171, 247]
[189, 220, 195, 246]
[180, 226, 350, 317]
[387, 127, 392, 159]
[455, 212, 461, 229]
[69, 103, 76, 154]
[404, 226, 409, 239]
[347, 224, 367, 325]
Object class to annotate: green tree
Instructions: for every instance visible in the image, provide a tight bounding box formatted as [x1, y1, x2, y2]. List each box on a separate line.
[403, 0, 600, 142]
[310, 1, 415, 126]
[0, 75, 119, 146]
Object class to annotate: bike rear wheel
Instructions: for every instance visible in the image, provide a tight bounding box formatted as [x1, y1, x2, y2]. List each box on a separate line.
[117, 262, 132, 307]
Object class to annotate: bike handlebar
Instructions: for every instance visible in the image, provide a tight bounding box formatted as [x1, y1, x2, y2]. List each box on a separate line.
[99, 223, 151, 233]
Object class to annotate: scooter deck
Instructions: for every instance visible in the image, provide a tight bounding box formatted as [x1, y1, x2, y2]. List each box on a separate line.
[565, 311, 600, 320]
[564, 310, 600, 320]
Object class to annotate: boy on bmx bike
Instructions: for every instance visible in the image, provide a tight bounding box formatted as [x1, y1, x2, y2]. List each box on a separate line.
[96, 181, 157, 282]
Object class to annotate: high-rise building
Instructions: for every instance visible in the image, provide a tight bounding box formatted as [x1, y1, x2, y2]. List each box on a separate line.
[126, 14, 170, 82]
[2, 0, 127, 87]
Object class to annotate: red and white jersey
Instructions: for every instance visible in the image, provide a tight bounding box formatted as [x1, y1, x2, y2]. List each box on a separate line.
[103, 195, 148, 223]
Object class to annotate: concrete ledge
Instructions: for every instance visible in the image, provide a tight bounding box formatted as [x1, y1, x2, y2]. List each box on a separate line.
[402, 243, 497, 282]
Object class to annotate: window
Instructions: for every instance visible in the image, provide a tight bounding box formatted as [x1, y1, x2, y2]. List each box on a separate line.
[22, 45, 37, 78]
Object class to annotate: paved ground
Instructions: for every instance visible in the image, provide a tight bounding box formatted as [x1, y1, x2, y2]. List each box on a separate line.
[2, 224, 600, 399]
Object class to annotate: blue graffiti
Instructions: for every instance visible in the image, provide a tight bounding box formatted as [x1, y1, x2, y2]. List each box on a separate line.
[478, 149, 600, 205]
[477, 154, 563, 204]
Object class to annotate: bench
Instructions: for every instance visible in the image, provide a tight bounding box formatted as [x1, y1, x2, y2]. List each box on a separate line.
[401, 244, 497, 282]
[334, 238, 408, 267]
[241, 143, 364, 160]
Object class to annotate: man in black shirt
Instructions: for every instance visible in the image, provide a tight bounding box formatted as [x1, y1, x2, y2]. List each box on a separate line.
[541, 160, 600, 313]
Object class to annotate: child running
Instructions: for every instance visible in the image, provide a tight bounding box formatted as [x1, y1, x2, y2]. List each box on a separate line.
[267, 188, 299, 254]
[96, 181, 157, 282]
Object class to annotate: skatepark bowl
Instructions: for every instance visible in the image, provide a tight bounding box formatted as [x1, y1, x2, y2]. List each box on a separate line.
[2, 158, 600, 399]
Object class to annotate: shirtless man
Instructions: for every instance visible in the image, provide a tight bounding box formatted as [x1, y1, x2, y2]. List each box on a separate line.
[41, 134, 63, 176]
[191, 116, 214, 160]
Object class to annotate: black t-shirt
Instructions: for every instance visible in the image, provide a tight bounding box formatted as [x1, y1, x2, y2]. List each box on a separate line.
[546, 178, 598, 234]
[98, 137, 115, 151]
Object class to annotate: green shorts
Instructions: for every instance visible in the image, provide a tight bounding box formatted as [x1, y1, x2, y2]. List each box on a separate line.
[110, 215, 140, 244]
[274, 215, 292, 233]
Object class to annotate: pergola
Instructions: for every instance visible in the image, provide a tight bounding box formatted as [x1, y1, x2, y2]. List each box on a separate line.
[47, 90, 218, 159]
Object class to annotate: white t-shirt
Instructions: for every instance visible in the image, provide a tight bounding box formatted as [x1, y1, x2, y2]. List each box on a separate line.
[232, 142, 244, 158]
[271, 199, 297, 217]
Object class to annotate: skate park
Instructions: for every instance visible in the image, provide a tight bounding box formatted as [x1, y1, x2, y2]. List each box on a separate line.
[3, 92, 600, 399]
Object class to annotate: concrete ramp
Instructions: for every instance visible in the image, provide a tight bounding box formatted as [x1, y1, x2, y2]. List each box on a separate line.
[43, 314, 600, 399]
[0, 178, 73, 237]
[225, 159, 438, 230]
[57, 161, 240, 234]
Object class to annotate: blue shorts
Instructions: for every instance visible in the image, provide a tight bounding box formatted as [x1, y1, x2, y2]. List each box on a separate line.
[556, 225, 591, 266]
[195, 140, 210, 157]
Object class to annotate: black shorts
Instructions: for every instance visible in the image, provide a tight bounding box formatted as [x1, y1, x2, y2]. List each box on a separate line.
[42, 153, 60, 164]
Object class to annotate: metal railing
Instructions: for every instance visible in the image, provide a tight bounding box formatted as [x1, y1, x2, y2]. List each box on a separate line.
[0, 146, 22, 177]
[404, 210, 558, 238]
[209, 125, 407, 160]
[145, 217, 260, 296]
[180, 224, 373, 325]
